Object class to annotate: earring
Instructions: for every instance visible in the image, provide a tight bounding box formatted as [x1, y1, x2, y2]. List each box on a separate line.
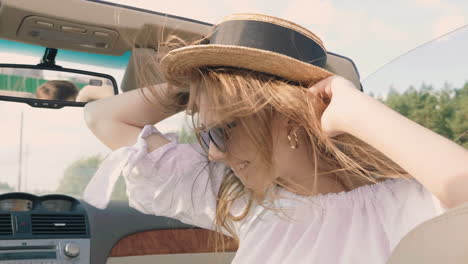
[287, 130, 299, 149]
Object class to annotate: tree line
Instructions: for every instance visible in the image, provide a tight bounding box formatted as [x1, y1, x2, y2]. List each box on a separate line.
[372, 81, 467, 148]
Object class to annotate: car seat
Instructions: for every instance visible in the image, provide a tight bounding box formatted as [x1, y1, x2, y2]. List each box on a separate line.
[387, 201, 468, 263]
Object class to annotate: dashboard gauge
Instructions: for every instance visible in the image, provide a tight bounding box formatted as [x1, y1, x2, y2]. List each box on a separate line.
[42, 199, 73, 212]
[0, 199, 33, 212]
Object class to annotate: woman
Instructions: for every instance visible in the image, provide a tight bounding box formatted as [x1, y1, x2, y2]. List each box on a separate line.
[83, 13, 468, 263]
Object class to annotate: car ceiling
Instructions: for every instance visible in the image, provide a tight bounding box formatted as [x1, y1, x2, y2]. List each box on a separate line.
[0, 0, 214, 92]
[0, 0, 211, 55]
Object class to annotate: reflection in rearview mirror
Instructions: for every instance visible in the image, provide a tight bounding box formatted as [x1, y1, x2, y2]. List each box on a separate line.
[0, 66, 117, 104]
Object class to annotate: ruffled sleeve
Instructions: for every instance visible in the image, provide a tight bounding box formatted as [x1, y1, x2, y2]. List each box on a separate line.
[83, 124, 241, 236]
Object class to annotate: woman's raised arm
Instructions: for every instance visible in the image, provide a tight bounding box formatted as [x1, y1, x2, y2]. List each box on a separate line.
[334, 84, 468, 209]
[309, 75, 468, 209]
[83, 83, 183, 151]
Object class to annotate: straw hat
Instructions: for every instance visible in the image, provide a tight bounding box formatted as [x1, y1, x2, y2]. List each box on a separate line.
[160, 13, 337, 88]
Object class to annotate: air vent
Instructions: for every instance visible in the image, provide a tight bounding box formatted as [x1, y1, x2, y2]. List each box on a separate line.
[31, 214, 87, 235]
[0, 214, 13, 236]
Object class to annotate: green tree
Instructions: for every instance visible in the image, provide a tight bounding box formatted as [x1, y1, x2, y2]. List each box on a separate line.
[449, 82, 468, 148]
[382, 81, 467, 149]
[57, 154, 127, 200]
[178, 125, 197, 144]
[0, 182, 14, 193]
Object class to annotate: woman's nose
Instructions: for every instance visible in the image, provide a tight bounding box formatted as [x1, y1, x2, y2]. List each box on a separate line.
[208, 141, 227, 161]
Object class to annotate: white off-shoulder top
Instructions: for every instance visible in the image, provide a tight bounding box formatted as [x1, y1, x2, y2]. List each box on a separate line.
[84, 125, 446, 264]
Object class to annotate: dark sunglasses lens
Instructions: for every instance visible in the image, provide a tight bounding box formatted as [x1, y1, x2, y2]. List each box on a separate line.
[200, 121, 237, 152]
[209, 128, 226, 152]
[200, 131, 210, 149]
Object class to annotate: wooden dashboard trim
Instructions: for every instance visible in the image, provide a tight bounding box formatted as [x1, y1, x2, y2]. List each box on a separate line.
[109, 228, 238, 257]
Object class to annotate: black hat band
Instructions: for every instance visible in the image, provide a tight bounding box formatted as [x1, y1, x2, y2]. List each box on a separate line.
[202, 20, 328, 68]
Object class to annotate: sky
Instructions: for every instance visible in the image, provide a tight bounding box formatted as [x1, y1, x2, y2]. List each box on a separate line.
[0, 0, 467, 194]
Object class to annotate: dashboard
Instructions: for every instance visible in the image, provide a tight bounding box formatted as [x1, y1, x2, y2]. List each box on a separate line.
[0, 193, 90, 264]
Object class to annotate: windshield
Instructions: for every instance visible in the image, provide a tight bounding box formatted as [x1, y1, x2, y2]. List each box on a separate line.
[0, 39, 130, 197]
[0, 39, 194, 199]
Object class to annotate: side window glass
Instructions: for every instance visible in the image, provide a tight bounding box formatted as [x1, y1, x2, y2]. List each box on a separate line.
[362, 26, 468, 149]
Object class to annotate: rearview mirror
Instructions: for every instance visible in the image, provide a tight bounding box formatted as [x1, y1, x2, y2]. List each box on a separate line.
[0, 64, 118, 108]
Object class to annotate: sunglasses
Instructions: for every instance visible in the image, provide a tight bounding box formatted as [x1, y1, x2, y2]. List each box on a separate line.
[198, 120, 238, 152]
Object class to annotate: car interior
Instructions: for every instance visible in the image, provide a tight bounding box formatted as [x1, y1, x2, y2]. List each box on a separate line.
[0, 0, 467, 263]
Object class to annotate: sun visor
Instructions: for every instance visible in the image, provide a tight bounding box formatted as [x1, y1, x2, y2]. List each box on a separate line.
[324, 52, 363, 91]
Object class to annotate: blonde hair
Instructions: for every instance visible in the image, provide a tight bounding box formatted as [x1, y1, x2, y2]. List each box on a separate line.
[130, 29, 410, 252]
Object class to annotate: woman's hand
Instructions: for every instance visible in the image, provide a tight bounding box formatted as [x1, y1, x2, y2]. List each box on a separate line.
[307, 75, 362, 137]
[76, 85, 114, 102]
